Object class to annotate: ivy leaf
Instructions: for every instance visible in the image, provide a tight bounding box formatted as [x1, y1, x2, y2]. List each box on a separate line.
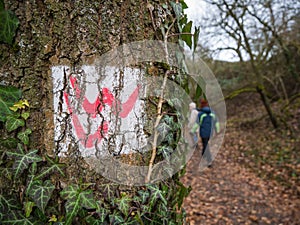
[60, 185, 97, 225]
[0, 0, 4, 11]
[158, 202, 168, 217]
[85, 215, 103, 225]
[0, 137, 18, 149]
[0, 8, 19, 45]
[193, 26, 200, 52]
[162, 115, 174, 125]
[28, 180, 54, 213]
[165, 133, 175, 145]
[157, 122, 171, 139]
[179, 14, 188, 27]
[158, 146, 173, 161]
[34, 155, 65, 180]
[1, 210, 37, 225]
[148, 185, 167, 207]
[162, 3, 168, 9]
[138, 190, 150, 204]
[80, 189, 97, 210]
[6, 144, 43, 179]
[109, 212, 124, 225]
[181, 21, 193, 49]
[21, 112, 30, 120]
[102, 183, 116, 201]
[17, 128, 32, 145]
[0, 167, 12, 180]
[175, 182, 191, 209]
[49, 214, 57, 222]
[64, 201, 80, 225]
[0, 195, 20, 214]
[26, 175, 35, 197]
[195, 84, 203, 100]
[116, 194, 132, 216]
[5, 116, 25, 132]
[180, 0, 188, 10]
[0, 85, 22, 122]
[95, 206, 108, 223]
[60, 184, 79, 200]
[24, 201, 35, 218]
[29, 162, 37, 175]
[170, 1, 182, 20]
[167, 98, 182, 108]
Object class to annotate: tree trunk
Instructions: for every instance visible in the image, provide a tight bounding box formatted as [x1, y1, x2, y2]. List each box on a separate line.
[256, 86, 278, 129]
[0, 0, 190, 224]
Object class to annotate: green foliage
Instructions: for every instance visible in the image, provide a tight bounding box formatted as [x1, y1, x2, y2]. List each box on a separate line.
[60, 184, 97, 225]
[0, 86, 60, 224]
[0, 195, 20, 215]
[138, 189, 150, 204]
[24, 201, 35, 218]
[148, 184, 168, 206]
[162, 1, 200, 53]
[193, 26, 200, 52]
[28, 180, 55, 213]
[109, 212, 125, 224]
[195, 84, 203, 100]
[181, 21, 193, 49]
[158, 145, 173, 161]
[116, 194, 132, 216]
[34, 155, 65, 180]
[1, 211, 38, 225]
[170, 1, 183, 20]
[0, 137, 18, 148]
[156, 115, 181, 161]
[0, 0, 4, 11]
[5, 115, 25, 132]
[159, 0, 201, 99]
[95, 207, 109, 223]
[0, 0, 19, 45]
[157, 121, 171, 138]
[0, 196, 36, 224]
[6, 144, 42, 179]
[0, 85, 22, 122]
[17, 128, 32, 145]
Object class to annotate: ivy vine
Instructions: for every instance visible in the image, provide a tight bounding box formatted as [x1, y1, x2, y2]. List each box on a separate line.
[0, 0, 19, 45]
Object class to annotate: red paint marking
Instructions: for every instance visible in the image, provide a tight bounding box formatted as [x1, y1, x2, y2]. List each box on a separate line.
[63, 92, 72, 114]
[113, 85, 141, 118]
[102, 87, 114, 106]
[69, 75, 81, 98]
[72, 113, 108, 148]
[69, 75, 102, 118]
[64, 91, 108, 148]
[64, 75, 141, 149]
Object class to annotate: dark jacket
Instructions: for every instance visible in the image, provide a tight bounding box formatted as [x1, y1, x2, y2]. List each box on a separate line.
[198, 106, 219, 138]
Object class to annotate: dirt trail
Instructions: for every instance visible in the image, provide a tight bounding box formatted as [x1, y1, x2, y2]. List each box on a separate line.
[182, 129, 300, 225]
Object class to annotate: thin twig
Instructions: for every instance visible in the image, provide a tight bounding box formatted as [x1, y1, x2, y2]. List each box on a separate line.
[145, 20, 173, 183]
[167, 32, 194, 38]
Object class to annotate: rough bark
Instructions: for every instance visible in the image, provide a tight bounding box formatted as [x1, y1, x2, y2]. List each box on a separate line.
[0, 0, 184, 189]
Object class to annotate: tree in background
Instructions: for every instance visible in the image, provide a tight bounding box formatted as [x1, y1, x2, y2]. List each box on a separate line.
[201, 0, 300, 128]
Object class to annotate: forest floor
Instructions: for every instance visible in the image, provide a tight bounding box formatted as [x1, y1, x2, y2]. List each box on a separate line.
[182, 93, 300, 225]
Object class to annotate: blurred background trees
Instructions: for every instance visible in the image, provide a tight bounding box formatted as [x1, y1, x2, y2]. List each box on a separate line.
[195, 0, 300, 128]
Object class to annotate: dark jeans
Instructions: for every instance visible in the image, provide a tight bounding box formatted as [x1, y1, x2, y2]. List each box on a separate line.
[201, 137, 212, 164]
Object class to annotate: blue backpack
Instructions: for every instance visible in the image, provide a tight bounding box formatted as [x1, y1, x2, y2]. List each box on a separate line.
[198, 110, 220, 138]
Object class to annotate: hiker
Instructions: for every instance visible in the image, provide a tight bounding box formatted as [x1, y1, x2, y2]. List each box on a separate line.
[198, 99, 220, 167]
[188, 102, 199, 147]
